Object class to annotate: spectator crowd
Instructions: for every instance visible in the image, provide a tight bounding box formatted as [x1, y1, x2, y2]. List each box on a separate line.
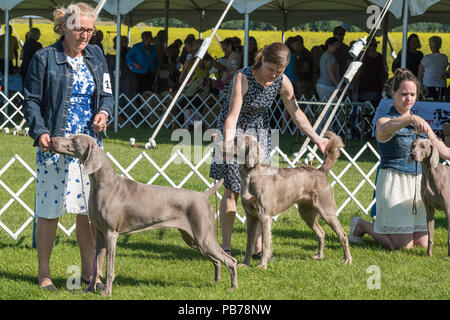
[4, 24, 450, 111]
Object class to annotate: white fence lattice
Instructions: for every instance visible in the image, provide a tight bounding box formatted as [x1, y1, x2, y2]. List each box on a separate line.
[1, 91, 375, 136]
[1, 141, 382, 239]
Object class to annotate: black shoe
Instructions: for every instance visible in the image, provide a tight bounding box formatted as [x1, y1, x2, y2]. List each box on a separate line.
[252, 251, 275, 262]
[81, 278, 106, 292]
[42, 283, 58, 291]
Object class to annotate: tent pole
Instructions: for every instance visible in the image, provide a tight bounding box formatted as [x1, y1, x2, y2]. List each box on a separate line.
[296, 0, 394, 156]
[382, 14, 388, 68]
[164, 0, 169, 31]
[243, 12, 249, 68]
[4, 10, 9, 97]
[114, 3, 121, 133]
[148, 0, 237, 145]
[401, 0, 408, 69]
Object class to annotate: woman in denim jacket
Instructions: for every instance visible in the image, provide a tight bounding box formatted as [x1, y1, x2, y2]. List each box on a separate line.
[349, 69, 430, 250]
[23, 2, 113, 291]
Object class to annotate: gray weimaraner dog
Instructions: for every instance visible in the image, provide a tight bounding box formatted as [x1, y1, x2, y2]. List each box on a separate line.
[51, 134, 238, 295]
[222, 132, 352, 269]
[410, 138, 450, 257]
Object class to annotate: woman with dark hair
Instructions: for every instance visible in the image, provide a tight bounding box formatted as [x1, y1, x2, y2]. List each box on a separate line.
[316, 37, 340, 101]
[219, 37, 241, 88]
[349, 68, 429, 250]
[19, 28, 42, 82]
[126, 31, 159, 94]
[248, 36, 258, 67]
[209, 42, 329, 258]
[392, 33, 423, 76]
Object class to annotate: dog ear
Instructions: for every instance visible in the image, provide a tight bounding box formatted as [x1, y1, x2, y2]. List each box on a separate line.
[82, 140, 103, 175]
[429, 141, 440, 169]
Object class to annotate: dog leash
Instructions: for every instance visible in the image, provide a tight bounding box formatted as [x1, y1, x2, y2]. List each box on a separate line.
[68, 165, 98, 294]
[215, 185, 219, 239]
[412, 156, 418, 216]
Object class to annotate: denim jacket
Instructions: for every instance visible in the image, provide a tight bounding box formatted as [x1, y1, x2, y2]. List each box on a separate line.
[378, 106, 427, 174]
[23, 38, 114, 146]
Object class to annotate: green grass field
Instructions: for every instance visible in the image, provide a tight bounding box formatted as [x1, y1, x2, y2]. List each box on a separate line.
[0, 129, 449, 300]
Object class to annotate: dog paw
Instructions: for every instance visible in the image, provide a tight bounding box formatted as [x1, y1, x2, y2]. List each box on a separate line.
[101, 288, 112, 296]
[312, 254, 324, 261]
[238, 263, 249, 268]
[256, 264, 267, 270]
[343, 257, 352, 264]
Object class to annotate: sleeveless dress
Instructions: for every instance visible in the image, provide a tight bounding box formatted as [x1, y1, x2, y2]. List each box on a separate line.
[209, 66, 283, 193]
[35, 55, 101, 219]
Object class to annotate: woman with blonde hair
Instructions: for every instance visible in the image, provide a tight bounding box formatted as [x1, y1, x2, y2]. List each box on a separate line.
[23, 2, 113, 291]
[209, 42, 329, 259]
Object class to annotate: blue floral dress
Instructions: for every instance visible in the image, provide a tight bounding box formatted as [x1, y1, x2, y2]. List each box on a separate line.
[35, 56, 101, 219]
[209, 66, 283, 193]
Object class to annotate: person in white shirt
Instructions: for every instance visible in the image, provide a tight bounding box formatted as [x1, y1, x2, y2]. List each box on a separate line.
[418, 36, 448, 101]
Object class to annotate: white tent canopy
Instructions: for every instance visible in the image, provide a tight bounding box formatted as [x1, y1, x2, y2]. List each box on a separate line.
[108, 0, 450, 32]
[2, 1, 450, 33]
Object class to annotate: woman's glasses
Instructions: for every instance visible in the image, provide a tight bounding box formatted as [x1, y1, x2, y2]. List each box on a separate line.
[72, 27, 96, 36]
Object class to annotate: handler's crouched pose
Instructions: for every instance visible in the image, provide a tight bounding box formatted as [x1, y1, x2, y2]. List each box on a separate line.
[23, 2, 113, 290]
[209, 42, 329, 257]
[349, 69, 429, 249]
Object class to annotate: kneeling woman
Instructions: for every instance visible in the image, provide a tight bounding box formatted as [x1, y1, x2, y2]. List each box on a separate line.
[349, 68, 429, 249]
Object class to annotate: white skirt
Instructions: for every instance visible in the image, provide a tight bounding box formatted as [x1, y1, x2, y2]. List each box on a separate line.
[35, 149, 90, 219]
[374, 168, 427, 234]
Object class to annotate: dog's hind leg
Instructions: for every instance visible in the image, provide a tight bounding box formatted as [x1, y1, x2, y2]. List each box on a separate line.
[180, 229, 222, 283]
[320, 213, 352, 264]
[298, 204, 325, 261]
[197, 238, 238, 289]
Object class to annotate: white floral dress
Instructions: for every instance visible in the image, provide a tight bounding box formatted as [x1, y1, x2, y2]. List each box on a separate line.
[35, 56, 101, 219]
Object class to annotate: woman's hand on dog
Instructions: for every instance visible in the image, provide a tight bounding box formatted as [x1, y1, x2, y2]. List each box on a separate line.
[317, 137, 330, 155]
[39, 134, 52, 152]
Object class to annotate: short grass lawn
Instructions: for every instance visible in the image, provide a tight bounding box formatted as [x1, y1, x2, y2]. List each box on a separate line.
[0, 129, 448, 300]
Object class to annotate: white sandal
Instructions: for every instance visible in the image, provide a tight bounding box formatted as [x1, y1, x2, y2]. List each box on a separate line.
[349, 217, 363, 244]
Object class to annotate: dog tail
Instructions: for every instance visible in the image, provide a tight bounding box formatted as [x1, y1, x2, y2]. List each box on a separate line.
[320, 131, 344, 175]
[204, 178, 224, 199]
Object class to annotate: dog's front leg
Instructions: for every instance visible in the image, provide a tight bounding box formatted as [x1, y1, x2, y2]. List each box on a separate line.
[425, 204, 435, 257]
[103, 231, 119, 296]
[95, 230, 107, 290]
[257, 215, 272, 270]
[445, 206, 450, 257]
[239, 213, 259, 267]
